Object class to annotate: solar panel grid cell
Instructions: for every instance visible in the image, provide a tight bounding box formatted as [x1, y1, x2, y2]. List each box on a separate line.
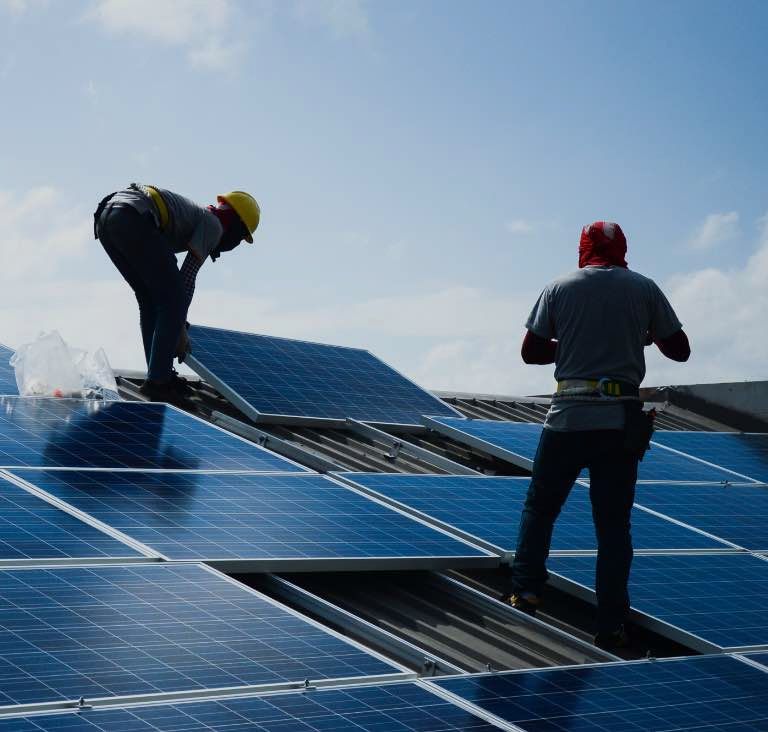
[9, 470, 491, 562]
[635, 482, 768, 551]
[650, 432, 768, 483]
[0, 397, 306, 471]
[431, 655, 768, 731]
[0, 682, 501, 732]
[339, 473, 732, 553]
[0, 344, 16, 396]
[549, 554, 768, 649]
[188, 325, 461, 425]
[0, 563, 400, 707]
[0, 474, 141, 560]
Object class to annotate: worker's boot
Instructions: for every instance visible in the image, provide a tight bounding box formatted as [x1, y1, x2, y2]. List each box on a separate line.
[593, 624, 631, 651]
[139, 379, 189, 408]
[503, 591, 541, 617]
[169, 370, 194, 398]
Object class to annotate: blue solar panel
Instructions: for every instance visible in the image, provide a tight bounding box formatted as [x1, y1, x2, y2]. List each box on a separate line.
[0, 563, 400, 707]
[0, 396, 307, 471]
[426, 417, 742, 482]
[635, 482, 768, 550]
[0, 682, 500, 732]
[0, 344, 17, 396]
[187, 324, 462, 425]
[745, 652, 768, 670]
[432, 654, 768, 731]
[339, 473, 732, 553]
[651, 431, 768, 483]
[10, 470, 492, 563]
[0, 473, 141, 560]
[549, 553, 768, 650]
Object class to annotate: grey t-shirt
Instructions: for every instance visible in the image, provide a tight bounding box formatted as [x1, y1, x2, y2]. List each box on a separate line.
[108, 184, 222, 262]
[526, 266, 682, 431]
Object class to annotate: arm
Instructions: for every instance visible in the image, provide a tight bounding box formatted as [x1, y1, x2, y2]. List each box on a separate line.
[179, 251, 203, 317]
[655, 329, 690, 362]
[521, 330, 557, 365]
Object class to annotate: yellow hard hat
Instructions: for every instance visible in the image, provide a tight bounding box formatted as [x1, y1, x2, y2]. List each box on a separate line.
[217, 190, 260, 243]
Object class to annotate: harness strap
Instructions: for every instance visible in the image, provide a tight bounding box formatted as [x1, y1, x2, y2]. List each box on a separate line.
[142, 185, 170, 230]
[556, 378, 639, 398]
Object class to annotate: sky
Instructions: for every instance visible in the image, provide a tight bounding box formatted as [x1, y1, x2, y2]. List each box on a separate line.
[1, 0, 767, 396]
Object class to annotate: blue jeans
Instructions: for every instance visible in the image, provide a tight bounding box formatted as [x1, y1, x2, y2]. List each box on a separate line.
[508, 427, 638, 633]
[97, 204, 184, 382]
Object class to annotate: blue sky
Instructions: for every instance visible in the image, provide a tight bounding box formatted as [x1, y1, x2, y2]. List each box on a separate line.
[1, 0, 766, 394]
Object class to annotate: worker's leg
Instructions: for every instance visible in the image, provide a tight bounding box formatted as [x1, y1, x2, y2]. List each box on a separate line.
[508, 429, 584, 597]
[98, 206, 184, 382]
[587, 431, 639, 633]
[97, 207, 156, 365]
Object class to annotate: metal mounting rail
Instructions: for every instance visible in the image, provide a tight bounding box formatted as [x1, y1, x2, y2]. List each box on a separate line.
[345, 419, 481, 475]
[262, 574, 465, 676]
[211, 411, 337, 472]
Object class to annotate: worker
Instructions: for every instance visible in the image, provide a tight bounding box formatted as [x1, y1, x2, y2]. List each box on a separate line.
[93, 184, 259, 404]
[504, 221, 690, 651]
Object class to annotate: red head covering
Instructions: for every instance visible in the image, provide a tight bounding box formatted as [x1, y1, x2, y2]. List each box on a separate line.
[579, 221, 628, 268]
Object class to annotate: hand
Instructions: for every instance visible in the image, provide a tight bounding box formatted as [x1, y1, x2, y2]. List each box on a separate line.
[643, 331, 653, 347]
[175, 328, 190, 362]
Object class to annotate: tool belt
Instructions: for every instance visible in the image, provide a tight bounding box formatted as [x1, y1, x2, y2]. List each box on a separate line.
[555, 378, 639, 398]
[623, 401, 656, 461]
[93, 191, 116, 239]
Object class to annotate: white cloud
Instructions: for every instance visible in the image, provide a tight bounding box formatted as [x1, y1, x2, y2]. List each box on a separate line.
[505, 219, 535, 235]
[648, 215, 768, 385]
[86, 0, 243, 70]
[689, 211, 739, 250]
[293, 0, 369, 40]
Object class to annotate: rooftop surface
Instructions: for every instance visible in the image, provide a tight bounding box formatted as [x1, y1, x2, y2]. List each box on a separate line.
[1, 331, 768, 729]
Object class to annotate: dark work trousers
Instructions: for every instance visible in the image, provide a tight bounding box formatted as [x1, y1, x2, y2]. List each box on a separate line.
[96, 205, 184, 383]
[508, 428, 639, 633]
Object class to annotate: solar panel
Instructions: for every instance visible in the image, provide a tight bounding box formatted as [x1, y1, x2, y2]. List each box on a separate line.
[338, 473, 733, 554]
[9, 470, 494, 567]
[0, 563, 402, 707]
[0, 396, 308, 471]
[431, 654, 768, 732]
[744, 652, 768, 670]
[186, 324, 462, 426]
[635, 482, 768, 550]
[0, 343, 17, 396]
[548, 553, 768, 651]
[425, 417, 743, 482]
[650, 431, 768, 483]
[0, 473, 142, 560]
[0, 682, 502, 732]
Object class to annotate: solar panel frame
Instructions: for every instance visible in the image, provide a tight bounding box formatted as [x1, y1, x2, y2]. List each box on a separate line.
[335, 472, 739, 557]
[6, 470, 498, 572]
[186, 324, 465, 428]
[0, 680, 511, 732]
[0, 472, 151, 566]
[0, 396, 312, 472]
[424, 416, 752, 483]
[0, 562, 409, 709]
[548, 553, 768, 653]
[427, 654, 768, 732]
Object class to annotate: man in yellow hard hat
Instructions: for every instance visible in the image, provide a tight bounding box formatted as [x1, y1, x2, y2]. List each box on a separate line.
[93, 184, 259, 404]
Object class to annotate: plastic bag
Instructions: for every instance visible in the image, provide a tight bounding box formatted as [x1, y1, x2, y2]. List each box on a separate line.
[10, 331, 119, 400]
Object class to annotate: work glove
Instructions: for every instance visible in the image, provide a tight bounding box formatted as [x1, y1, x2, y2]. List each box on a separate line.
[175, 328, 190, 363]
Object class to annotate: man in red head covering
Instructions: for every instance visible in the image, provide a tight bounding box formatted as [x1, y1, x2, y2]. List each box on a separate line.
[506, 221, 690, 651]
